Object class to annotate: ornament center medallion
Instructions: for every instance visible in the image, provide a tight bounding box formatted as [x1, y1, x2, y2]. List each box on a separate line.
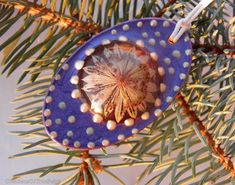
[43, 18, 192, 149]
[81, 42, 161, 123]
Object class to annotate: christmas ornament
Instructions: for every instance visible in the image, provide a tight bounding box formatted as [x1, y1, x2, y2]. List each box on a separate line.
[43, 18, 192, 149]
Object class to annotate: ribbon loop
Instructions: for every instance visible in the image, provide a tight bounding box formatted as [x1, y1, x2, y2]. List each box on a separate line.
[169, 0, 214, 44]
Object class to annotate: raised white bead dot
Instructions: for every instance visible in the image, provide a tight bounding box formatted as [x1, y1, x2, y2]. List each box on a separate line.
[142, 32, 148, 38]
[80, 103, 90, 113]
[124, 118, 135, 127]
[163, 21, 170, 27]
[107, 120, 117, 131]
[75, 60, 85, 70]
[45, 119, 52, 127]
[137, 21, 143, 27]
[132, 128, 138, 134]
[62, 64, 69, 70]
[68, 115, 76, 124]
[85, 48, 95, 56]
[123, 24, 129, 31]
[49, 85, 55, 92]
[160, 40, 166, 48]
[93, 114, 103, 123]
[174, 86, 180, 92]
[136, 40, 144, 47]
[50, 131, 57, 139]
[58, 101, 66, 109]
[166, 96, 173, 103]
[150, 20, 157, 27]
[44, 109, 51, 117]
[74, 141, 81, 148]
[148, 38, 156, 46]
[63, 139, 69, 146]
[70, 75, 79, 85]
[158, 67, 165, 76]
[168, 67, 175, 75]
[102, 139, 110, 146]
[55, 118, 62, 125]
[183, 62, 190, 68]
[118, 134, 125, 141]
[102, 39, 111, 45]
[93, 105, 103, 114]
[150, 52, 158, 61]
[141, 112, 150, 120]
[71, 89, 81, 99]
[160, 83, 166, 93]
[172, 50, 181, 59]
[54, 74, 61, 81]
[111, 29, 117, 35]
[154, 109, 162, 117]
[67, 131, 73, 137]
[45, 96, 52, 104]
[155, 31, 160, 37]
[87, 142, 95, 148]
[86, 127, 94, 135]
[119, 36, 128, 42]
[185, 49, 192, 56]
[164, 58, 171, 65]
[184, 37, 189, 42]
[179, 73, 186, 80]
[155, 98, 162, 107]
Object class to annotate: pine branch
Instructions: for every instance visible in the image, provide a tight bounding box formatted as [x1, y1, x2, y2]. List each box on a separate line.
[0, 1, 100, 83]
[0, 0, 100, 34]
[193, 44, 235, 55]
[155, 0, 177, 17]
[1, 0, 234, 184]
[176, 93, 235, 178]
[77, 157, 102, 185]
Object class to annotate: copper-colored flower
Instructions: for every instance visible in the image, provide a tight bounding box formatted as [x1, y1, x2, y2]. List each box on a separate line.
[82, 44, 157, 123]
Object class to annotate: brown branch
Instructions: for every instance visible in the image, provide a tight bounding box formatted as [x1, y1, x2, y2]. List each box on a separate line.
[176, 93, 235, 177]
[78, 161, 94, 185]
[0, 0, 100, 34]
[193, 44, 235, 55]
[156, 0, 177, 17]
[78, 151, 103, 173]
[77, 151, 103, 185]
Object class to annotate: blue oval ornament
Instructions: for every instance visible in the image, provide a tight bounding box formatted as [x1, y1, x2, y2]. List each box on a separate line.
[43, 18, 192, 149]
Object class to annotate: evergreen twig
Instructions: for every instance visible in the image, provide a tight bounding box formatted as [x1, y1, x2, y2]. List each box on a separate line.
[176, 93, 235, 178]
[0, 0, 100, 34]
[155, 0, 177, 17]
[193, 44, 235, 55]
[0, 0, 234, 184]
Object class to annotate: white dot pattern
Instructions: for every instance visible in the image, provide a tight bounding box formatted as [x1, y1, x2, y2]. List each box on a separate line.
[43, 18, 192, 149]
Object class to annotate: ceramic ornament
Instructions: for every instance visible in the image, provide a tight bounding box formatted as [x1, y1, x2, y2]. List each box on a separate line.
[42, 18, 192, 150]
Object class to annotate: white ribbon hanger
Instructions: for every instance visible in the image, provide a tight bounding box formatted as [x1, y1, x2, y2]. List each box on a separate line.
[169, 0, 214, 44]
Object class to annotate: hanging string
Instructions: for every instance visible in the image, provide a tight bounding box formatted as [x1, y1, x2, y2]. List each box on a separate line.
[169, 0, 214, 44]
